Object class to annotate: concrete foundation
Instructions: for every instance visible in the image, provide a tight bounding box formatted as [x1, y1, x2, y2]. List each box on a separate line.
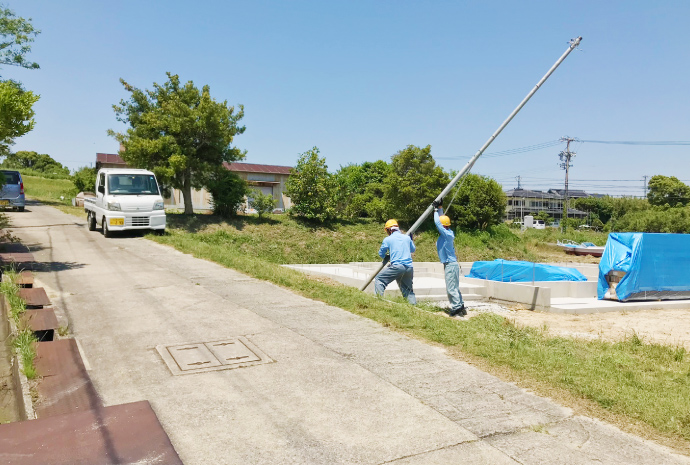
[284, 261, 690, 314]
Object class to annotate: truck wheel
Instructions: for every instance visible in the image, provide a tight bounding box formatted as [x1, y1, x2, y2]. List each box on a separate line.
[103, 218, 111, 238]
[17, 207, 24, 212]
[87, 213, 96, 231]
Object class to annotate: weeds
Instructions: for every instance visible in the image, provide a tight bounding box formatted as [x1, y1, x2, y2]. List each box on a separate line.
[152, 230, 690, 443]
[1, 269, 38, 379]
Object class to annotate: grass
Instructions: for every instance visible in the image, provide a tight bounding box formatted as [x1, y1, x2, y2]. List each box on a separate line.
[22, 174, 86, 217]
[25, 176, 690, 447]
[150, 213, 690, 448]
[0, 269, 38, 379]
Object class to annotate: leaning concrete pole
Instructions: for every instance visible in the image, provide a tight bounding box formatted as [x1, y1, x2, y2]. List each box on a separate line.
[361, 36, 583, 292]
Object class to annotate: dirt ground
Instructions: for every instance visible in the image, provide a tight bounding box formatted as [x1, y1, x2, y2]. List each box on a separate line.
[505, 306, 690, 349]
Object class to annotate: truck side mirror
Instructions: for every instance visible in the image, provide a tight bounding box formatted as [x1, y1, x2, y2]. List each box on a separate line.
[98, 184, 105, 194]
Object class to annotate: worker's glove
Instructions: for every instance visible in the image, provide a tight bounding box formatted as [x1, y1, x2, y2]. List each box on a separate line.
[432, 199, 443, 209]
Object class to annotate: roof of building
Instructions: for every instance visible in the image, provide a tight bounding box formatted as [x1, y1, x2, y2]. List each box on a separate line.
[504, 188, 562, 199]
[548, 188, 589, 198]
[224, 162, 292, 175]
[96, 153, 126, 165]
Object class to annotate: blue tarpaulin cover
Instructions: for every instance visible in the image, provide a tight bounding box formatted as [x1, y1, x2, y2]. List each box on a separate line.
[467, 259, 587, 282]
[598, 233, 690, 301]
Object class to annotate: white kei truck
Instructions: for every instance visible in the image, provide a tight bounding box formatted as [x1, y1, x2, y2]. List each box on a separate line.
[84, 168, 166, 237]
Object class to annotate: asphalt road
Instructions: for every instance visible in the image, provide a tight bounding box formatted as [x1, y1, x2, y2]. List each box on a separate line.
[7, 203, 689, 465]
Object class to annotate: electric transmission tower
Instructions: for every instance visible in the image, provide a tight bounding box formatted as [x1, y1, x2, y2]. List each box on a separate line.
[559, 137, 577, 232]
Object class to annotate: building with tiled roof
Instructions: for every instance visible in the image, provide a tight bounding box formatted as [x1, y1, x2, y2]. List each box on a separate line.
[94, 152, 293, 212]
[504, 188, 587, 221]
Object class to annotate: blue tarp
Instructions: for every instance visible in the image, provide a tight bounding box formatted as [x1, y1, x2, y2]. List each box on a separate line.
[467, 259, 587, 282]
[598, 233, 690, 301]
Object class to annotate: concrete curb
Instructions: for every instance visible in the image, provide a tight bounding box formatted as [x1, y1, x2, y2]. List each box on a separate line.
[2, 295, 37, 421]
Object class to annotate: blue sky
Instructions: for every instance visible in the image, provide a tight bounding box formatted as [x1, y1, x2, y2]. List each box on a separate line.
[8, 0, 690, 196]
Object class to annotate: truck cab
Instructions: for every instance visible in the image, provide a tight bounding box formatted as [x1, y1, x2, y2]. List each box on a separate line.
[85, 168, 166, 236]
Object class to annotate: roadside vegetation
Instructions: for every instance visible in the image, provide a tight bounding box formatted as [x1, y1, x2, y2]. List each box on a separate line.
[0, 269, 37, 379]
[19, 158, 690, 451]
[151, 217, 690, 449]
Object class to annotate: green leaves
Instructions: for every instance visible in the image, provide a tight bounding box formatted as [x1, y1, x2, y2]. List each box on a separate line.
[384, 145, 450, 223]
[0, 6, 40, 73]
[0, 80, 39, 155]
[647, 175, 690, 208]
[109, 72, 246, 213]
[449, 174, 507, 230]
[285, 147, 337, 222]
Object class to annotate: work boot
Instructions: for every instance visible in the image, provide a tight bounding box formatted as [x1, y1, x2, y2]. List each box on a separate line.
[446, 304, 465, 317]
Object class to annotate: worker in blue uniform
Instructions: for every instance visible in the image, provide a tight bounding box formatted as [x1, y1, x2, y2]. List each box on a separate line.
[432, 199, 466, 317]
[374, 219, 417, 304]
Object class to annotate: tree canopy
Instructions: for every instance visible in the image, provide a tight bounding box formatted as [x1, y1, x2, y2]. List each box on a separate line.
[647, 175, 690, 208]
[0, 80, 38, 155]
[109, 72, 246, 213]
[384, 145, 450, 223]
[0, 5, 40, 73]
[447, 173, 507, 230]
[1, 150, 69, 175]
[334, 160, 390, 220]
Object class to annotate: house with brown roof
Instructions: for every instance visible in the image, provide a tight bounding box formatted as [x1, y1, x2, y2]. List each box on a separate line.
[95, 153, 127, 169]
[95, 153, 293, 212]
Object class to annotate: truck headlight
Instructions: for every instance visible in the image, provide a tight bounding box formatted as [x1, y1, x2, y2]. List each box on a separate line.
[107, 202, 121, 211]
[153, 201, 164, 210]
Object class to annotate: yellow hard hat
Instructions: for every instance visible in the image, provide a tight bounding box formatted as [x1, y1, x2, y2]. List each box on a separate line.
[439, 215, 451, 227]
[385, 219, 398, 229]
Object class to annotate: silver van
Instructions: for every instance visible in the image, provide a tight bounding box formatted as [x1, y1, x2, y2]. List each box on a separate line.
[0, 170, 25, 211]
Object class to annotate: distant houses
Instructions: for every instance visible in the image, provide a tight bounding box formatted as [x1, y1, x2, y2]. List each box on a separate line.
[504, 188, 588, 221]
[94, 153, 292, 212]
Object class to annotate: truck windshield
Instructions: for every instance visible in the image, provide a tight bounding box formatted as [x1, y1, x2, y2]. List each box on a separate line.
[108, 174, 160, 195]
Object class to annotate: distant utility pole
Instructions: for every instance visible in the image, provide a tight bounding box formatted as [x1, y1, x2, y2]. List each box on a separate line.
[643, 175, 649, 199]
[515, 175, 522, 189]
[559, 136, 577, 232]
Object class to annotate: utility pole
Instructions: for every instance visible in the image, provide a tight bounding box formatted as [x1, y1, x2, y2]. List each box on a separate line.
[359, 37, 583, 292]
[643, 175, 649, 199]
[559, 137, 576, 232]
[515, 175, 522, 189]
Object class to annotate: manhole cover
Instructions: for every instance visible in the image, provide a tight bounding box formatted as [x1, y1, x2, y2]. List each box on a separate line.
[156, 337, 273, 375]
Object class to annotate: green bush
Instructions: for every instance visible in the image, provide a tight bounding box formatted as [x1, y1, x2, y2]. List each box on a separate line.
[285, 147, 337, 222]
[72, 166, 97, 193]
[206, 169, 248, 217]
[248, 189, 277, 219]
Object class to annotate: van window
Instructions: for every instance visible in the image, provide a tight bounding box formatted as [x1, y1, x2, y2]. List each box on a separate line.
[1, 171, 20, 184]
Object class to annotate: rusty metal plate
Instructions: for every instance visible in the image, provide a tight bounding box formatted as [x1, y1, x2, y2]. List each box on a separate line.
[22, 308, 58, 331]
[34, 339, 103, 418]
[0, 400, 183, 464]
[157, 336, 273, 375]
[18, 287, 51, 308]
[0, 252, 35, 269]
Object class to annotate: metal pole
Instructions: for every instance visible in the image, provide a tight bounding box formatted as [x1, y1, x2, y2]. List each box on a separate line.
[360, 37, 582, 292]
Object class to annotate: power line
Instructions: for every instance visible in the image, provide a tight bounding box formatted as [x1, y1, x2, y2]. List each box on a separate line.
[579, 140, 690, 145]
[436, 140, 561, 160]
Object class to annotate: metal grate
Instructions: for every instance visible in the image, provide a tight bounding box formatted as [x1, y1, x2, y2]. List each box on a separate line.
[126, 216, 150, 227]
[156, 337, 273, 375]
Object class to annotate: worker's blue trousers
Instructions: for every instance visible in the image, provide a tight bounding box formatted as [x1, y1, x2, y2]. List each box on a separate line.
[375, 263, 416, 305]
[444, 261, 464, 311]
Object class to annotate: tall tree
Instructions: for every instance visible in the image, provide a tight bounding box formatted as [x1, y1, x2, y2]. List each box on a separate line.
[109, 72, 246, 214]
[285, 147, 336, 222]
[0, 80, 38, 155]
[0, 5, 40, 73]
[647, 175, 690, 208]
[448, 173, 507, 230]
[383, 145, 449, 223]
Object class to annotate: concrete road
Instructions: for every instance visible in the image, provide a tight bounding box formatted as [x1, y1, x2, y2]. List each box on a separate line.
[7, 203, 689, 465]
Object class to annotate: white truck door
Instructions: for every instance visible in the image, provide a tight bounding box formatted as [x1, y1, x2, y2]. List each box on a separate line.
[96, 172, 106, 210]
